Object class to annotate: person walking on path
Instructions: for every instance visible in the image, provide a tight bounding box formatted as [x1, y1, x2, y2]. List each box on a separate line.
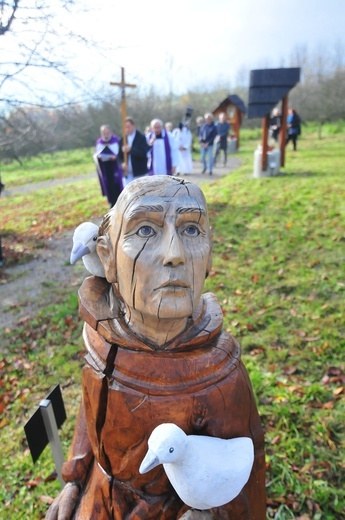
[285, 109, 301, 151]
[214, 112, 230, 167]
[269, 107, 281, 142]
[147, 119, 178, 176]
[200, 113, 217, 175]
[173, 121, 193, 175]
[93, 125, 123, 207]
[118, 117, 149, 187]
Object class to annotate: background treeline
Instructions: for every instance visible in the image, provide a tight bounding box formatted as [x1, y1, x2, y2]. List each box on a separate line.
[1, 45, 344, 163]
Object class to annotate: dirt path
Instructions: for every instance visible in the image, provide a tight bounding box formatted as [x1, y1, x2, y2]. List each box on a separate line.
[0, 158, 241, 332]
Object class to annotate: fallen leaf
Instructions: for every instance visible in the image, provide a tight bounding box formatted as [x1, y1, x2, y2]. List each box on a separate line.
[39, 495, 54, 505]
[333, 386, 344, 396]
[296, 330, 307, 338]
[283, 365, 297, 375]
[270, 434, 281, 445]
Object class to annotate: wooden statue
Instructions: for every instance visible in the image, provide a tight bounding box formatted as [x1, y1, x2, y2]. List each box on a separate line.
[46, 176, 266, 519]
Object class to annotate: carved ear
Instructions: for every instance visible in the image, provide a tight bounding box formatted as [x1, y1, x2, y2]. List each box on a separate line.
[97, 236, 117, 283]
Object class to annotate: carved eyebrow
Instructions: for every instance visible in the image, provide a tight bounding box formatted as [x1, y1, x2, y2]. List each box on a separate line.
[176, 207, 206, 216]
[127, 204, 164, 218]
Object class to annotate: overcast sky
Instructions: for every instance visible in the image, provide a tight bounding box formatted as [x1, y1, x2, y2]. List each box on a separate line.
[76, 0, 345, 95]
[2, 0, 345, 102]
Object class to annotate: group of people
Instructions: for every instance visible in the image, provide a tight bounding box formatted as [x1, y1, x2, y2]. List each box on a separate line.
[94, 117, 193, 208]
[269, 107, 302, 151]
[94, 111, 233, 208]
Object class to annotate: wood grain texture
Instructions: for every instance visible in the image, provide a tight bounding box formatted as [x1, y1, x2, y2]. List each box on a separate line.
[46, 177, 266, 519]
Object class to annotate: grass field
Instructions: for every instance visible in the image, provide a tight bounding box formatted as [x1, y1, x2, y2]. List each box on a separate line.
[0, 125, 344, 519]
[0, 148, 94, 188]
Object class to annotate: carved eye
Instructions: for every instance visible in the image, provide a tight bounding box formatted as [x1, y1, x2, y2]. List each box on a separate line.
[93, 236, 97, 241]
[169, 447, 174, 453]
[137, 226, 155, 238]
[183, 225, 200, 237]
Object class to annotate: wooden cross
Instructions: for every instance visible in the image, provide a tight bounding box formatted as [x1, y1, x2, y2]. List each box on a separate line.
[110, 67, 136, 166]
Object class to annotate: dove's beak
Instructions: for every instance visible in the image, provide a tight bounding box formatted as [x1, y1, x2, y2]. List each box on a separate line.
[139, 449, 160, 474]
[70, 243, 90, 264]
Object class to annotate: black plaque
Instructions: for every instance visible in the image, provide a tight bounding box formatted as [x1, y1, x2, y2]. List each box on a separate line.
[24, 384, 66, 463]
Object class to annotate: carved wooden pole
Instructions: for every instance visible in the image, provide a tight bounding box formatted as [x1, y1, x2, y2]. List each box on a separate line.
[235, 106, 240, 150]
[110, 67, 136, 166]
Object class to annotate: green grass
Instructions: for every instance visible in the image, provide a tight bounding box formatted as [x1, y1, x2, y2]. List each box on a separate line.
[0, 148, 94, 188]
[1, 126, 344, 519]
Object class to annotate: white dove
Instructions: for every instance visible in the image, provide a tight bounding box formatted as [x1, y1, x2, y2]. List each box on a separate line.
[139, 423, 254, 510]
[70, 222, 105, 278]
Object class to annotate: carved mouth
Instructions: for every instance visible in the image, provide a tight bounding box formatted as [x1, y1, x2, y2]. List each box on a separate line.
[156, 280, 190, 290]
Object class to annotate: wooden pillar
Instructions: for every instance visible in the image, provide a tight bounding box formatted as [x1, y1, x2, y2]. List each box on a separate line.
[235, 107, 240, 150]
[279, 95, 288, 168]
[261, 114, 269, 171]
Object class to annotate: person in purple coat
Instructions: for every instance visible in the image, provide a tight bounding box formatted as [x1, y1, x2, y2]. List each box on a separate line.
[93, 125, 123, 207]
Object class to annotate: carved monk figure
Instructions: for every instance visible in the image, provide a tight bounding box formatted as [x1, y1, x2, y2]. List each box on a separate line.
[46, 176, 266, 519]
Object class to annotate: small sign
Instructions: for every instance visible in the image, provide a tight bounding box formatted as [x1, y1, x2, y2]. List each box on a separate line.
[24, 384, 66, 463]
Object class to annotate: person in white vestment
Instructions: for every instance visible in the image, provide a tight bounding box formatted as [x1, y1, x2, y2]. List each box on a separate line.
[173, 122, 193, 175]
[147, 119, 178, 176]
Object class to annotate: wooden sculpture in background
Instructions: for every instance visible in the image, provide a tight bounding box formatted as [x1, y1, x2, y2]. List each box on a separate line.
[46, 176, 266, 519]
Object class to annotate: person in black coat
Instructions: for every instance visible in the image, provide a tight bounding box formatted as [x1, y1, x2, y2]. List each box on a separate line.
[200, 113, 217, 175]
[118, 117, 149, 185]
[269, 107, 281, 142]
[286, 109, 301, 151]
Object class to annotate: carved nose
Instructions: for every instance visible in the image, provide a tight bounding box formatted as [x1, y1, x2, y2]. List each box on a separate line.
[163, 235, 186, 267]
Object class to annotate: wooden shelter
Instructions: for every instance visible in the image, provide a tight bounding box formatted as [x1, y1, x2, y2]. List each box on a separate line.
[212, 94, 246, 150]
[248, 68, 300, 170]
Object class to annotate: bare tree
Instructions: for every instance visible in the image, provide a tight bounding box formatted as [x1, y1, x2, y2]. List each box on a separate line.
[0, 0, 120, 160]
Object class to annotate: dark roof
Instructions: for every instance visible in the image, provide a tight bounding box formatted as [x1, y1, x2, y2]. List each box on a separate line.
[248, 68, 300, 118]
[212, 94, 246, 115]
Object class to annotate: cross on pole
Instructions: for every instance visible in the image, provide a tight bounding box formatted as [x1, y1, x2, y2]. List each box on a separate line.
[110, 67, 136, 166]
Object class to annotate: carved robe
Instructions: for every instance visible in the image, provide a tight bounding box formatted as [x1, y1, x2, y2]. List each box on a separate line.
[62, 276, 266, 519]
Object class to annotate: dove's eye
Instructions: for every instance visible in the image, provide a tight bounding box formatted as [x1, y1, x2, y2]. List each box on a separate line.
[93, 236, 97, 241]
[169, 447, 174, 453]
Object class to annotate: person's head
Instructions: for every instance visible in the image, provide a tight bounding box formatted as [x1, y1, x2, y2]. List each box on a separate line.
[150, 119, 163, 136]
[125, 117, 136, 136]
[204, 113, 213, 124]
[272, 107, 279, 117]
[288, 108, 296, 115]
[165, 122, 173, 132]
[100, 125, 112, 142]
[196, 116, 204, 126]
[97, 176, 213, 323]
[219, 112, 226, 123]
[145, 125, 151, 134]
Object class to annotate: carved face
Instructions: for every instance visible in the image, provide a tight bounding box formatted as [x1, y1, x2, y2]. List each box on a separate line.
[115, 186, 212, 320]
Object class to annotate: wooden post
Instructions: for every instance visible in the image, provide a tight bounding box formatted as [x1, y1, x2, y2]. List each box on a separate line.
[234, 107, 240, 150]
[261, 114, 269, 171]
[279, 94, 288, 168]
[110, 67, 136, 166]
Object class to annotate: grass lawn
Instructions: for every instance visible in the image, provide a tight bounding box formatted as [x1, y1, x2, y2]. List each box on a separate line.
[0, 148, 94, 188]
[0, 126, 344, 519]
